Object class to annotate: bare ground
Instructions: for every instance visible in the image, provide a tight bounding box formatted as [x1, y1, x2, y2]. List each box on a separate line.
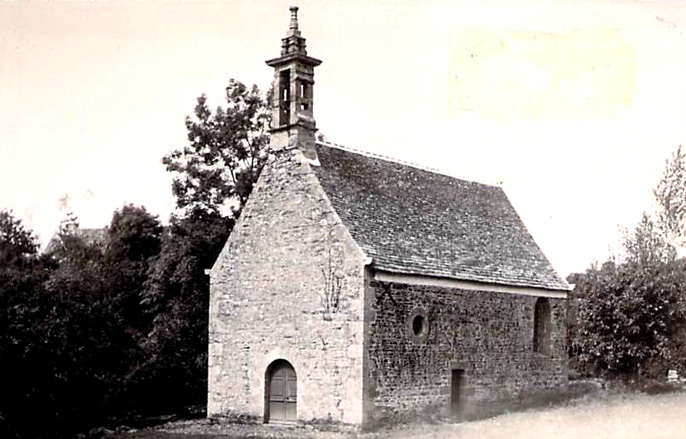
[116, 391, 686, 439]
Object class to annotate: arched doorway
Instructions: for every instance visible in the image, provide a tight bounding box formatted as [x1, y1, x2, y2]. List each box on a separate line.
[265, 359, 297, 422]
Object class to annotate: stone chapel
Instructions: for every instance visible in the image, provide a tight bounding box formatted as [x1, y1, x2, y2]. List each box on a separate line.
[207, 7, 571, 427]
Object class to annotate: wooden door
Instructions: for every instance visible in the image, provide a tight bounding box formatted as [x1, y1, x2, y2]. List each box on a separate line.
[268, 361, 297, 422]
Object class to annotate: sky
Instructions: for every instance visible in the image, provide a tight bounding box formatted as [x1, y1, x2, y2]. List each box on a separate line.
[2, 0, 686, 277]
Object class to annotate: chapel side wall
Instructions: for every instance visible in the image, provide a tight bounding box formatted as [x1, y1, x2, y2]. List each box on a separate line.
[207, 150, 367, 425]
[365, 279, 567, 423]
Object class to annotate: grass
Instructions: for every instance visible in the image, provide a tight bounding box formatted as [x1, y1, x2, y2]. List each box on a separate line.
[113, 390, 686, 439]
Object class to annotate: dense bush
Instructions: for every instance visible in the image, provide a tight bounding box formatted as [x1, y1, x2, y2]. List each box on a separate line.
[1, 207, 158, 438]
[568, 259, 686, 380]
[0, 80, 269, 438]
[568, 146, 686, 382]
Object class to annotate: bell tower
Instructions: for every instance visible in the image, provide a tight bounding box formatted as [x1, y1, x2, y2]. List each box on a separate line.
[266, 7, 322, 160]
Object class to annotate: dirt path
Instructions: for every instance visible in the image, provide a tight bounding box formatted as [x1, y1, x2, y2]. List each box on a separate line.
[122, 391, 686, 439]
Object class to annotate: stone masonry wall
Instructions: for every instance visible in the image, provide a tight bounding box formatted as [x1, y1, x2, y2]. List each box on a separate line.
[365, 279, 567, 423]
[208, 148, 367, 425]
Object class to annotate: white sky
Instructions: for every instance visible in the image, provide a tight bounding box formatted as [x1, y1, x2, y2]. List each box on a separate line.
[2, 1, 685, 277]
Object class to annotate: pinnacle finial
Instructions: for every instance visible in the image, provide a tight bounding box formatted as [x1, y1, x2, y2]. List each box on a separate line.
[289, 6, 299, 35]
[274, 6, 310, 56]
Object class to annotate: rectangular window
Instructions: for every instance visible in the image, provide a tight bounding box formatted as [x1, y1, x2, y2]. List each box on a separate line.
[534, 298, 552, 355]
[299, 81, 309, 111]
[279, 69, 291, 125]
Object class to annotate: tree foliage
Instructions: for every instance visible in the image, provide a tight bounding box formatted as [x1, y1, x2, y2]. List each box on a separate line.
[0, 210, 42, 438]
[105, 205, 163, 335]
[136, 79, 270, 413]
[1, 207, 164, 438]
[107, 205, 163, 263]
[623, 212, 675, 266]
[569, 260, 686, 379]
[162, 79, 271, 216]
[136, 210, 233, 412]
[569, 145, 686, 381]
[654, 145, 686, 246]
[0, 210, 37, 267]
[0, 79, 271, 437]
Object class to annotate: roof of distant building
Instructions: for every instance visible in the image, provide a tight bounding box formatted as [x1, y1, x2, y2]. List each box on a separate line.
[44, 227, 108, 255]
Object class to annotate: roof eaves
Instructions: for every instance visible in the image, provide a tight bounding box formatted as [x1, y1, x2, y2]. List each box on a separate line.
[374, 264, 572, 292]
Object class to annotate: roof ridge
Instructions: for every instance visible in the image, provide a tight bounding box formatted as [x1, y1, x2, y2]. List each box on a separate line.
[315, 140, 501, 187]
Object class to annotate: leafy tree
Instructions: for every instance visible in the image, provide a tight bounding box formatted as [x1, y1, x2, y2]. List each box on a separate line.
[0, 209, 37, 267]
[162, 79, 271, 216]
[568, 146, 686, 381]
[654, 145, 686, 246]
[27, 260, 138, 436]
[0, 211, 107, 439]
[130, 210, 232, 413]
[105, 204, 163, 334]
[31, 228, 131, 436]
[623, 212, 675, 266]
[1, 206, 165, 438]
[136, 79, 270, 414]
[0, 210, 41, 438]
[569, 260, 686, 379]
[107, 204, 162, 263]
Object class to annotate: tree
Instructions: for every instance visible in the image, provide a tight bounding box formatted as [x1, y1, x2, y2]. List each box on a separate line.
[36, 221, 136, 436]
[623, 212, 675, 266]
[107, 205, 163, 263]
[0, 209, 37, 267]
[654, 145, 686, 247]
[0, 206, 166, 438]
[136, 210, 233, 413]
[0, 211, 122, 439]
[137, 79, 271, 414]
[0, 210, 41, 438]
[105, 204, 163, 334]
[569, 259, 686, 379]
[567, 146, 686, 381]
[162, 79, 271, 217]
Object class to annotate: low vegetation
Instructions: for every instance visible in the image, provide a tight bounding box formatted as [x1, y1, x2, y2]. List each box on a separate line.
[112, 390, 686, 439]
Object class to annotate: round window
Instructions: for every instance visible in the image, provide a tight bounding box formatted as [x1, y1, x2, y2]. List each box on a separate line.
[408, 309, 429, 341]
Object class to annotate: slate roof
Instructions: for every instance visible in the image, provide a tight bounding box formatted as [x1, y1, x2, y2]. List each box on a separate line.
[312, 142, 570, 291]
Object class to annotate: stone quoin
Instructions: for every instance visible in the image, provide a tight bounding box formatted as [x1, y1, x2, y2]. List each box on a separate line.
[207, 6, 571, 428]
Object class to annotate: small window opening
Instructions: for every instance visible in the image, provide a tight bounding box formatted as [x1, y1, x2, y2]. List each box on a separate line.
[279, 69, 291, 125]
[412, 315, 426, 336]
[299, 82, 309, 112]
[533, 297, 552, 355]
[408, 309, 429, 341]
